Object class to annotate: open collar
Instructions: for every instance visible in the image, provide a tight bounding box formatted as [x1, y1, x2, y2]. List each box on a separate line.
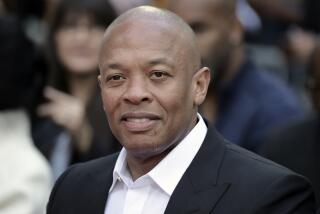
[164, 128, 231, 214]
[109, 114, 207, 196]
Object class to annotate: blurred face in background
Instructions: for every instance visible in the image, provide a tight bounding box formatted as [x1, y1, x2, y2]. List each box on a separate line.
[54, 13, 105, 75]
[169, 0, 238, 80]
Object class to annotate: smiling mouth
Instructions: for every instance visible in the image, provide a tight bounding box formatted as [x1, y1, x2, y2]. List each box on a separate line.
[121, 113, 160, 132]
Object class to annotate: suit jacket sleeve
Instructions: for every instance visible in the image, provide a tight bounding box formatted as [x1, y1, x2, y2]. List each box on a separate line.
[251, 173, 316, 213]
[46, 164, 77, 214]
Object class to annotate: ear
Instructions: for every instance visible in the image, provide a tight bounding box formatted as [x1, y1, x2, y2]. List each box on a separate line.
[97, 75, 106, 111]
[193, 67, 211, 106]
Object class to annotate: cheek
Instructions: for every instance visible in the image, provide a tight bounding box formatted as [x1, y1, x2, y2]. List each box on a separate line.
[160, 82, 194, 116]
[55, 39, 67, 62]
[55, 37, 81, 72]
[197, 31, 221, 60]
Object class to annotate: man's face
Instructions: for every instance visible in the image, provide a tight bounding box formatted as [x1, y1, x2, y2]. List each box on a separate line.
[99, 20, 200, 159]
[169, 0, 234, 77]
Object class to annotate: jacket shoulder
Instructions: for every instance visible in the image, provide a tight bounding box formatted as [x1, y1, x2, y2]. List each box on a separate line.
[47, 153, 118, 214]
[219, 143, 316, 213]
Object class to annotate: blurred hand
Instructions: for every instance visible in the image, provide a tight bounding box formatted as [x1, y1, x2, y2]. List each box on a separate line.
[37, 86, 86, 134]
[37, 86, 93, 153]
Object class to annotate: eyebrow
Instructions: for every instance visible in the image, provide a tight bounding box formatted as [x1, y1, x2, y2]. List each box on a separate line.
[106, 63, 123, 70]
[147, 58, 174, 69]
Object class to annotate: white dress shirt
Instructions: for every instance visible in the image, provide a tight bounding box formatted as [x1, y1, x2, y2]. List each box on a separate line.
[104, 114, 207, 214]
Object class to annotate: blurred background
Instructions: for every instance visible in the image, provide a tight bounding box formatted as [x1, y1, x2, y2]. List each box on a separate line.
[0, 0, 319, 213]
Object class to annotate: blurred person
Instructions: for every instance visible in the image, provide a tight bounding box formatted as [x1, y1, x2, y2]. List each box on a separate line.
[168, 0, 304, 152]
[277, 0, 320, 109]
[46, 6, 316, 214]
[0, 1, 4, 14]
[247, 0, 303, 44]
[1, 0, 48, 45]
[243, 1, 305, 91]
[152, 0, 262, 34]
[285, 28, 317, 66]
[0, 15, 52, 214]
[33, 0, 120, 179]
[281, 27, 318, 104]
[247, 0, 320, 99]
[260, 40, 320, 205]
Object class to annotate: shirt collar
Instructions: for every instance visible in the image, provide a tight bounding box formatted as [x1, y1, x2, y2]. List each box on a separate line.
[149, 113, 207, 195]
[109, 148, 128, 192]
[109, 113, 208, 195]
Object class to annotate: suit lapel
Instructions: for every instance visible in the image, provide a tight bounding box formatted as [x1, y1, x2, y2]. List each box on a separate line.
[165, 128, 231, 214]
[79, 155, 117, 214]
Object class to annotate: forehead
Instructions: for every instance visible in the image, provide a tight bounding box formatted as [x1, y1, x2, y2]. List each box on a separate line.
[100, 19, 186, 65]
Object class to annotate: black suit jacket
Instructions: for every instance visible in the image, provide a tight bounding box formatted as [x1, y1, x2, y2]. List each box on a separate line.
[260, 116, 320, 205]
[47, 128, 316, 213]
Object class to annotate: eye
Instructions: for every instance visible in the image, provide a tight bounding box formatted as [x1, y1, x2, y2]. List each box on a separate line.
[107, 74, 125, 81]
[104, 73, 126, 87]
[150, 71, 170, 80]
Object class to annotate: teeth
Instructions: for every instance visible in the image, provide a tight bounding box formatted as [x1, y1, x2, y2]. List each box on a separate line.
[126, 118, 150, 123]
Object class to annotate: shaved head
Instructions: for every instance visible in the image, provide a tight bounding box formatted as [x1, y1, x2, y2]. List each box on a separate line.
[97, 6, 210, 162]
[100, 6, 201, 72]
[107, 5, 195, 33]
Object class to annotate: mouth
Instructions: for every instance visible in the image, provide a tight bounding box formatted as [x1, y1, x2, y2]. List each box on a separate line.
[120, 112, 160, 132]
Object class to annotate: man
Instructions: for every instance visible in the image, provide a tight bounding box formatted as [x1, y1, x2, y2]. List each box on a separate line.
[46, 6, 315, 214]
[168, 0, 304, 152]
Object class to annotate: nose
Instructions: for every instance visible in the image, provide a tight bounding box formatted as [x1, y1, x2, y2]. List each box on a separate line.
[73, 26, 90, 41]
[123, 77, 152, 105]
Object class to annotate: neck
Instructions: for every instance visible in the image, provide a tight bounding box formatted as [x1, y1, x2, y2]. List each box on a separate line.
[200, 93, 217, 123]
[68, 73, 97, 104]
[220, 45, 244, 84]
[126, 113, 198, 181]
[126, 150, 171, 181]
